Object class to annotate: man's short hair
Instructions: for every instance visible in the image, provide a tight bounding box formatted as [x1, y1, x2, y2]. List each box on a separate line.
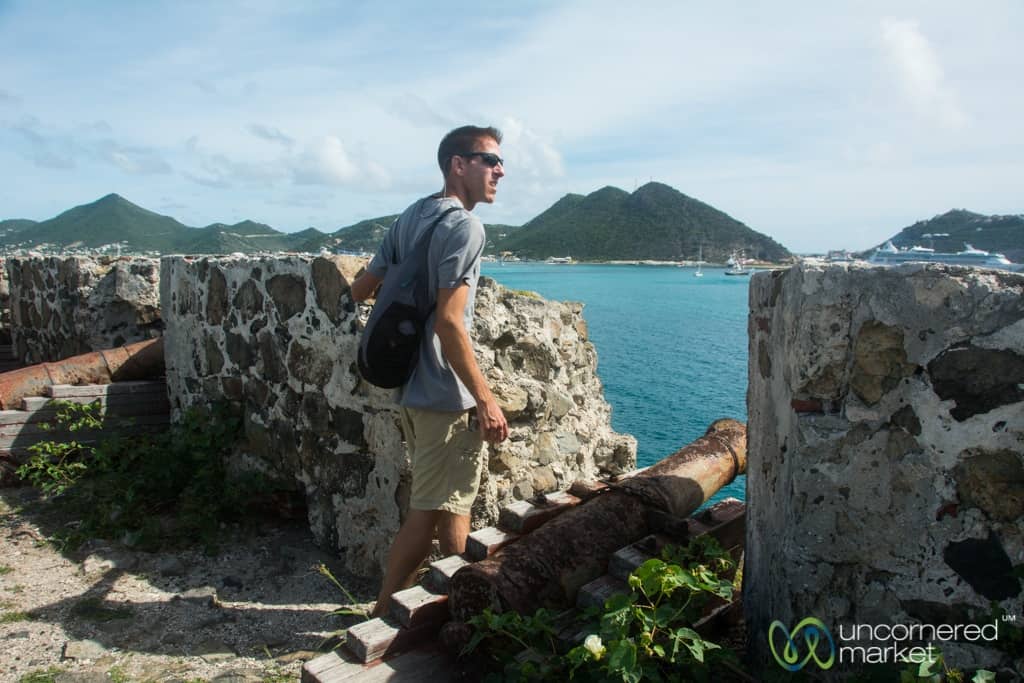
[438, 125, 503, 176]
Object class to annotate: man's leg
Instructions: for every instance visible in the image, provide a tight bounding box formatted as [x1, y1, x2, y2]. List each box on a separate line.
[371, 508, 441, 618]
[436, 511, 471, 556]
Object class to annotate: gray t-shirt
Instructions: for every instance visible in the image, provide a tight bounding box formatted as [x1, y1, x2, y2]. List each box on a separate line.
[366, 194, 485, 411]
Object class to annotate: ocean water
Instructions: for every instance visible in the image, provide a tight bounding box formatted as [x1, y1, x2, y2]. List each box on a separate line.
[482, 262, 749, 505]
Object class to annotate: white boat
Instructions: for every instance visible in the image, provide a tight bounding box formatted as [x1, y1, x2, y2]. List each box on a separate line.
[546, 256, 574, 264]
[869, 241, 1020, 271]
[724, 252, 750, 276]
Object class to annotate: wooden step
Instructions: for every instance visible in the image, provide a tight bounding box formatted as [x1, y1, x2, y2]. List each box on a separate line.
[390, 585, 448, 629]
[427, 554, 469, 593]
[497, 490, 581, 534]
[345, 618, 439, 664]
[302, 646, 453, 683]
[465, 527, 519, 561]
[576, 574, 628, 609]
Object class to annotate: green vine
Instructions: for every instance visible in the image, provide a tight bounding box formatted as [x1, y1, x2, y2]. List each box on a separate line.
[16, 400, 261, 551]
[463, 535, 743, 682]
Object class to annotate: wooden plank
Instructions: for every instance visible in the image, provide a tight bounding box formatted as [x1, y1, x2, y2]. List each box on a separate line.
[302, 650, 358, 682]
[427, 554, 469, 594]
[693, 597, 743, 638]
[389, 585, 449, 629]
[701, 501, 746, 550]
[0, 412, 170, 438]
[305, 647, 454, 683]
[21, 397, 57, 411]
[0, 408, 59, 427]
[465, 527, 519, 561]
[576, 574, 628, 609]
[1, 397, 169, 426]
[567, 479, 608, 501]
[610, 466, 650, 481]
[345, 618, 439, 664]
[497, 491, 581, 534]
[607, 543, 653, 581]
[46, 381, 167, 398]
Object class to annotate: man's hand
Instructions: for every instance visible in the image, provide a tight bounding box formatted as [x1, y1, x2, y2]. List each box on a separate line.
[476, 397, 509, 443]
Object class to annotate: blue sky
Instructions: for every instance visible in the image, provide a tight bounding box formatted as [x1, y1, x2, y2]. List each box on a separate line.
[1, 1, 1021, 253]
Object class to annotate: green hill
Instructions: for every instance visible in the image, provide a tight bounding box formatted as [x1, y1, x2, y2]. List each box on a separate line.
[183, 220, 299, 254]
[329, 215, 400, 253]
[497, 182, 792, 262]
[0, 195, 321, 254]
[0, 219, 38, 236]
[0, 184, 797, 261]
[6, 194, 191, 251]
[871, 209, 1024, 263]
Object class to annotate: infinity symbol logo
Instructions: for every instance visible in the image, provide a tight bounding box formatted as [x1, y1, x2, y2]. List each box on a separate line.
[768, 617, 836, 671]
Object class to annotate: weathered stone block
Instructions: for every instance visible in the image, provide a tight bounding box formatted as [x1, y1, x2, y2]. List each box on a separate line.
[5, 256, 162, 363]
[745, 263, 1024, 673]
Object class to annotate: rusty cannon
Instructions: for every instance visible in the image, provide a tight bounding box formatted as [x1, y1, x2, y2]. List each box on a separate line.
[0, 338, 165, 409]
[448, 418, 747, 620]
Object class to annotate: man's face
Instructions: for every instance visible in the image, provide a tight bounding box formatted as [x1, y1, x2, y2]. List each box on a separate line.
[462, 137, 504, 205]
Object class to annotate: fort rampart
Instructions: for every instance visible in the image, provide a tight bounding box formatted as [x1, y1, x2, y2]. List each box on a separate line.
[745, 263, 1023, 673]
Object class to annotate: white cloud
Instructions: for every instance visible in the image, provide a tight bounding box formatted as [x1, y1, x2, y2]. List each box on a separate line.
[500, 118, 564, 180]
[880, 18, 966, 129]
[292, 136, 390, 189]
[92, 139, 172, 175]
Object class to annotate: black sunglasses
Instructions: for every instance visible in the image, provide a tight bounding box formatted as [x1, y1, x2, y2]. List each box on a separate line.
[458, 152, 504, 168]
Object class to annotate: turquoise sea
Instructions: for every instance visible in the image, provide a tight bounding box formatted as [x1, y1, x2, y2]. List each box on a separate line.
[482, 262, 749, 505]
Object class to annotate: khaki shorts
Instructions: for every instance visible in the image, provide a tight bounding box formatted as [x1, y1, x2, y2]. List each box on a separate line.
[401, 407, 486, 516]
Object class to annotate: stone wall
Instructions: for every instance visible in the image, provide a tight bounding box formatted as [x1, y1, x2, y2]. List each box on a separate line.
[745, 263, 1023, 674]
[160, 255, 636, 577]
[5, 256, 162, 363]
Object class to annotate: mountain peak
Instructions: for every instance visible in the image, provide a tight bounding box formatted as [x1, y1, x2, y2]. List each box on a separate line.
[96, 193, 130, 205]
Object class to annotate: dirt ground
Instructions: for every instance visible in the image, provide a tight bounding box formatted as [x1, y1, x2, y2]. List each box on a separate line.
[0, 486, 376, 683]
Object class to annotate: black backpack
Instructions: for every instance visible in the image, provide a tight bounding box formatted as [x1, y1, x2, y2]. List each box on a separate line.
[357, 206, 461, 388]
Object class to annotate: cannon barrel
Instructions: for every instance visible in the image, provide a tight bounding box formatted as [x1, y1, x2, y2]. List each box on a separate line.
[0, 338, 164, 409]
[449, 418, 747, 620]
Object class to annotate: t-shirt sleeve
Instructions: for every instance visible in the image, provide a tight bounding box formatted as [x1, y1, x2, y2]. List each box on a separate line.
[436, 214, 485, 289]
[366, 218, 398, 278]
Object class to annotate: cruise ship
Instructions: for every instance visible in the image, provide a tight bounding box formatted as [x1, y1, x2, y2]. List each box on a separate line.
[869, 241, 1021, 271]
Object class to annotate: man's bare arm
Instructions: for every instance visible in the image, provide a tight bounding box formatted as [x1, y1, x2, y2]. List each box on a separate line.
[350, 271, 382, 302]
[434, 284, 509, 443]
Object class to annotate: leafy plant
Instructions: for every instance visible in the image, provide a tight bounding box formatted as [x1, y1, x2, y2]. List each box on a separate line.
[15, 400, 103, 495]
[18, 667, 64, 683]
[894, 646, 996, 683]
[0, 564, 12, 575]
[463, 536, 742, 681]
[16, 401, 261, 551]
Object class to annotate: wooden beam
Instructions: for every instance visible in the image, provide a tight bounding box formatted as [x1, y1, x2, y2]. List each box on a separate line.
[465, 527, 519, 561]
[303, 647, 454, 683]
[389, 585, 449, 629]
[497, 490, 581, 534]
[576, 574, 628, 609]
[46, 381, 167, 398]
[427, 555, 469, 594]
[345, 618, 438, 664]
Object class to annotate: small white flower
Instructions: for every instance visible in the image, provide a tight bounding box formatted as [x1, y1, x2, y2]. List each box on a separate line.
[583, 634, 605, 660]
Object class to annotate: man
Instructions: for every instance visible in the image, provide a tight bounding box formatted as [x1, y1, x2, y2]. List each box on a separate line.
[351, 125, 510, 617]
